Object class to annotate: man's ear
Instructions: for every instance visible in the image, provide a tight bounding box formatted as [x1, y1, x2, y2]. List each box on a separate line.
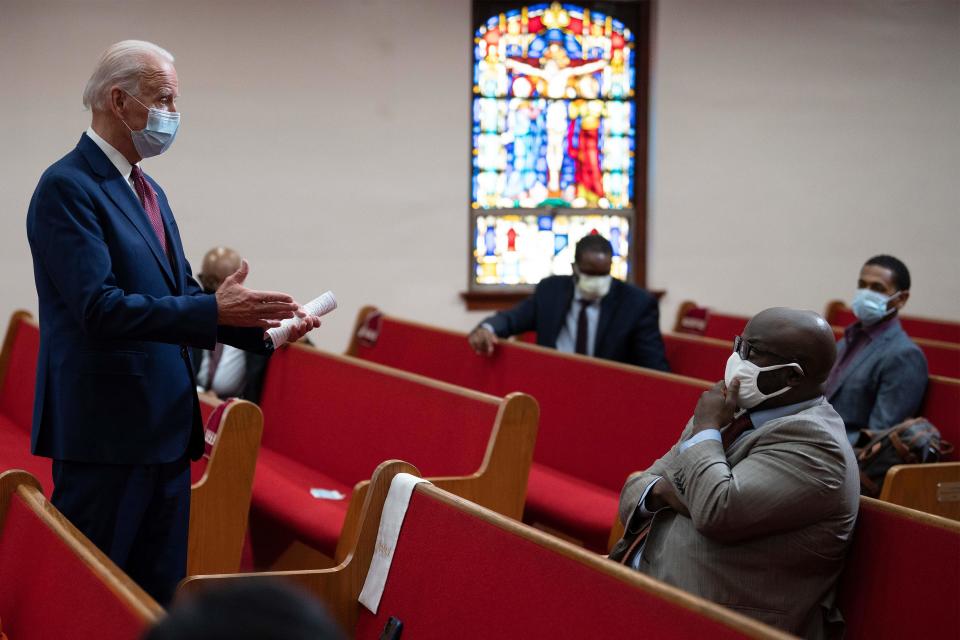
[892, 290, 909, 311]
[786, 366, 805, 387]
[109, 87, 127, 120]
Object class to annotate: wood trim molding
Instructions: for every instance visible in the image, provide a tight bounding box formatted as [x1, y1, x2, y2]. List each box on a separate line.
[187, 399, 264, 576]
[460, 290, 532, 311]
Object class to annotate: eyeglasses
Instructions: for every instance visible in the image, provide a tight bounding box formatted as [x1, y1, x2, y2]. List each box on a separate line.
[733, 335, 793, 364]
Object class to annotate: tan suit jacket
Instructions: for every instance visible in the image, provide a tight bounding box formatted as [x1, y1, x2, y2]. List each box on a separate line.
[617, 398, 859, 638]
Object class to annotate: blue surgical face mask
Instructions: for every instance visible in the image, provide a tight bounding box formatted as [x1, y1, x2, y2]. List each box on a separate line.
[122, 92, 179, 158]
[852, 288, 900, 326]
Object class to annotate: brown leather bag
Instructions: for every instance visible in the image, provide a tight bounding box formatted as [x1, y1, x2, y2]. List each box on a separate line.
[854, 417, 953, 497]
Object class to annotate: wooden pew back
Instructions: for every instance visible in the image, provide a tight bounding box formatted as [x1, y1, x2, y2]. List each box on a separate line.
[259, 344, 505, 485]
[0, 470, 161, 637]
[914, 339, 960, 380]
[879, 462, 960, 521]
[923, 375, 959, 453]
[181, 462, 791, 640]
[662, 332, 729, 382]
[188, 398, 264, 576]
[674, 300, 748, 340]
[348, 309, 709, 492]
[0, 311, 39, 433]
[838, 498, 960, 638]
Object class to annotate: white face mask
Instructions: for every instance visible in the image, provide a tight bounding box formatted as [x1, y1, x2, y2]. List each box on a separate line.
[576, 274, 612, 300]
[724, 352, 804, 409]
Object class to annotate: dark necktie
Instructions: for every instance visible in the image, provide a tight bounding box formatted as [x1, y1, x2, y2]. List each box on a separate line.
[721, 412, 754, 450]
[575, 300, 593, 355]
[130, 165, 169, 256]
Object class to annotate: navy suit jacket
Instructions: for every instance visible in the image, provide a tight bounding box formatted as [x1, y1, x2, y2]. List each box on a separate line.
[827, 319, 928, 439]
[26, 133, 266, 464]
[481, 275, 669, 370]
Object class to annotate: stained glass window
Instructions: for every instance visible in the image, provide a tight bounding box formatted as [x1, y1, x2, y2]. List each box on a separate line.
[474, 212, 631, 285]
[472, 2, 635, 210]
[470, 2, 638, 289]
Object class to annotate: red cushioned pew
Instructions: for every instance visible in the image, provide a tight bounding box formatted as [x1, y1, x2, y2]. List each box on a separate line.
[0, 470, 162, 638]
[604, 490, 960, 640]
[663, 332, 731, 382]
[248, 343, 538, 569]
[181, 461, 791, 640]
[838, 497, 960, 638]
[674, 300, 749, 340]
[676, 299, 960, 378]
[0, 310, 265, 576]
[826, 299, 960, 345]
[347, 308, 710, 552]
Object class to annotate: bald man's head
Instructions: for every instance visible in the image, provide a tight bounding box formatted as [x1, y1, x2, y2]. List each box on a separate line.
[744, 308, 837, 384]
[198, 247, 241, 293]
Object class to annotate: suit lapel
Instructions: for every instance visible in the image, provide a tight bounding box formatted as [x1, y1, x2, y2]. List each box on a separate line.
[828, 328, 898, 398]
[154, 182, 185, 294]
[595, 281, 622, 356]
[543, 278, 574, 347]
[78, 135, 177, 290]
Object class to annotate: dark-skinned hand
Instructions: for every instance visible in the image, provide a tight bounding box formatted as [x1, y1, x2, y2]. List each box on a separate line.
[468, 326, 499, 356]
[691, 379, 740, 435]
[645, 479, 690, 517]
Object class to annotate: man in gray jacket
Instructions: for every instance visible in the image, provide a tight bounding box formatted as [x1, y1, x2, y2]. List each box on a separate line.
[825, 255, 928, 444]
[614, 308, 859, 638]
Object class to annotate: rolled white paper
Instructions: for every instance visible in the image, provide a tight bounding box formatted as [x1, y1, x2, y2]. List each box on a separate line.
[267, 290, 337, 347]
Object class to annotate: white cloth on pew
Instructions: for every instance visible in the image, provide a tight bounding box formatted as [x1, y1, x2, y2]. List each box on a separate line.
[358, 473, 430, 613]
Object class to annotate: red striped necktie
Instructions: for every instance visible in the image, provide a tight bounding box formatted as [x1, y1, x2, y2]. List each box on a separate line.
[130, 165, 169, 256]
[722, 412, 754, 450]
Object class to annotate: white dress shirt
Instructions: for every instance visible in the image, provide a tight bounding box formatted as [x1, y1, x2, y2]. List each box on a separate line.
[85, 127, 139, 196]
[196, 345, 248, 398]
[554, 293, 602, 356]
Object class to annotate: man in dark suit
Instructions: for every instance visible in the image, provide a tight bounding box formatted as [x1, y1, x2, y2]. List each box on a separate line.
[193, 246, 269, 404]
[825, 255, 928, 444]
[25, 40, 320, 605]
[468, 235, 669, 370]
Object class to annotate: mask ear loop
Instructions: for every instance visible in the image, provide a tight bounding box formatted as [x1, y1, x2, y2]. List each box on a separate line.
[886, 290, 904, 308]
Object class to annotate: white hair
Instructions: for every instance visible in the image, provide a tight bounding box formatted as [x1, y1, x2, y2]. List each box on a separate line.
[82, 40, 174, 111]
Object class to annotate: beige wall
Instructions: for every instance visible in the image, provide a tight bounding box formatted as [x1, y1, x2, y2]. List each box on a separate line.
[1, 0, 957, 354]
[649, 0, 960, 330]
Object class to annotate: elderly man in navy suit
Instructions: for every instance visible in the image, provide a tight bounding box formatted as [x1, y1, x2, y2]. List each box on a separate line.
[26, 40, 320, 605]
[468, 235, 668, 371]
[825, 255, 928, 444]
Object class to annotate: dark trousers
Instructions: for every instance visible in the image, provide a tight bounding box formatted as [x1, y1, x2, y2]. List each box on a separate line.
[50, 455, 190, 607]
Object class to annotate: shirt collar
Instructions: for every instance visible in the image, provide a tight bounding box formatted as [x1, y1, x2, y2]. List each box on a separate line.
[85, 127, 137, 183]
[748, 395, 826, 430]
[847, 314, 900, 341]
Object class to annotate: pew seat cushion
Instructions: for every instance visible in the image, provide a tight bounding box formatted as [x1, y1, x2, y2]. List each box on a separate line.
[0, 494, 147, 638]
[0, 419, 51, 495]
[524, 463, 618, 553]
[251, 448, 353, 553]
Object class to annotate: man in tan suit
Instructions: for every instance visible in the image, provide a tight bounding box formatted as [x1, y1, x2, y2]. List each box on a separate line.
[614, 308, 859, 638]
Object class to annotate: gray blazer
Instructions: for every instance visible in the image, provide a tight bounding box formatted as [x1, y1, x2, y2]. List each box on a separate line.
[617, 400, 860, 639]
[827, 321, 928, 442]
